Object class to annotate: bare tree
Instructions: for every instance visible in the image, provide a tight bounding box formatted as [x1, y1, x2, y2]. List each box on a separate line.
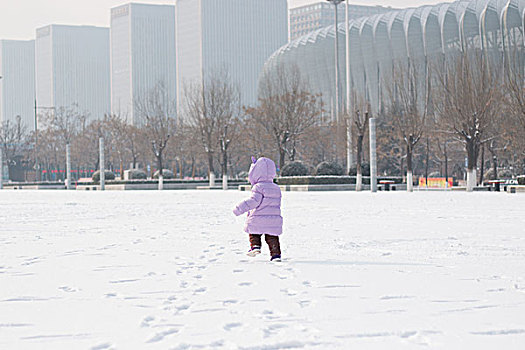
[433, 52, 503, 191]
[353, 108, 369, 191]
[386, 60, 430, 191]
[184, 69, 241, 183]
[41, 106, 85, 185]
[506, 45, 525, 134]
[0, 116, 29, 180]
[505, 43, 525, 168]
[246, 63, 322, 168]
[135, 82, 175, 188]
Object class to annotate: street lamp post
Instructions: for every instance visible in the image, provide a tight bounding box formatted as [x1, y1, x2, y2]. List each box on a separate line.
[327, 0, 342, 123]
[327, 0, 342, 161]
[345, 0, 353, 174]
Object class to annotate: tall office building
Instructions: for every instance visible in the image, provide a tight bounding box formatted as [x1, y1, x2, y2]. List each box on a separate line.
[0, 40, 35, 130]
[35, 25, 110, 122]
[111, 3, 176, 125]
[176, 0, 288, 112]
[289, 2, 394, 40]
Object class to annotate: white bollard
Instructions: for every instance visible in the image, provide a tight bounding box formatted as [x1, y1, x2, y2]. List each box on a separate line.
[369, 118, 377, 193]
[222, 174, 228, 190]
[407, 171, 413, 192]
[158, 174, 164, 190]
[66, 143, 71, 190]
[99, 138, 105, 191]
[466, 168, 476, 192]
[209, 172, 215, 187]
[356, 172, 362, 192]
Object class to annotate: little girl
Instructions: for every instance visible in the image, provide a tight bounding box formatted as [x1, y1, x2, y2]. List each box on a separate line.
[233, 157, 283, 262]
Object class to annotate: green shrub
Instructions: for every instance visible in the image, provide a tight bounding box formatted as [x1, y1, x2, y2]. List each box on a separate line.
[315, 161, 344, 176]
[92, 170, 115, 182]
[348, 162, 370, 176]
[153, 169, 174, 179]
[277, 175, 402, 186]
[280, 161, 309, 176]
[127, 169, 147, 180]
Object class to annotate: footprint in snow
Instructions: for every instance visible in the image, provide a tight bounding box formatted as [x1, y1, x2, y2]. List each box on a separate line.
[281, 288, 298, 296]
[141, 316, 155, 328]
[146, 328, 179, 343]
[193, 287, 207, 294]
[175, 303, 191, 312]
[238, 282, 252, 287]
[263, 324, 287, 337]
[90, 342, 113, 350]
[223, 322, 242, 331]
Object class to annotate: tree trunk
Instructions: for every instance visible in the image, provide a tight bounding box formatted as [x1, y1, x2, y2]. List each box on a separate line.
[207, 151, 214, 176]
[157, 153, 163, 191]
[178, 158, 184, 179]
[400, 156, 405, 184]
[444, 142, 449, 188]
[479, 144, 485, 185]
[466, 139, 477, 192]
[222, 150, 228, 191]
[492, 153, 498, 180]
[356, 134, 364, 191]
[425, 138, 429, 188]
[406, 144, 413, 192]
[279, 147, 286, 169]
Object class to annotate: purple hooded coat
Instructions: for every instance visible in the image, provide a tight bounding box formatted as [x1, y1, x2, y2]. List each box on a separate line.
[233, 157, 283, 236]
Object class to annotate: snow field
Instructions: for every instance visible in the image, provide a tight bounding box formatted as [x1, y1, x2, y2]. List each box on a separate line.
[0, 191, 524, 349]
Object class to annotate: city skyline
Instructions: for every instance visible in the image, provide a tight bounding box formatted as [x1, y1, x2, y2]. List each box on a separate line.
[1, 0, 454, 40]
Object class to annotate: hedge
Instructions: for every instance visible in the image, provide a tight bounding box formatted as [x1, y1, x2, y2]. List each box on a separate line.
[277, 176, 403, 185]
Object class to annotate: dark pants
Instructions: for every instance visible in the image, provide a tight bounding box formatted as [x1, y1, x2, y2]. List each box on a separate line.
[249, 234, 281, 256]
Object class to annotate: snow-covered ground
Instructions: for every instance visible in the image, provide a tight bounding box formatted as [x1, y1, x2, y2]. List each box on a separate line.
[0, 190, 524, 350]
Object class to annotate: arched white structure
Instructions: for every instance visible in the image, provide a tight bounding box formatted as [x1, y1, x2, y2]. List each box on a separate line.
[263, 0, 525, 114]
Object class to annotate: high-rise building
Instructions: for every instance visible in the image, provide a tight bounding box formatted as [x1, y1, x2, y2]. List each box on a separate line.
[289, 2, 394, 41]
[175, 0, 288, 112]
[110, 3, 176, 125]
[35, 25, 110, 122]
[0, 40, 35, 130]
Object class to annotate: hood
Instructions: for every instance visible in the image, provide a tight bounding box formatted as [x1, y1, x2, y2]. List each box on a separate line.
[248, 157, 277, 185]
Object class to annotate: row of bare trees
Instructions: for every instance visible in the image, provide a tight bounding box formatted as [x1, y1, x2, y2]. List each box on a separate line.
[0, 50, 523, 185]
[348, 49, 524, 191]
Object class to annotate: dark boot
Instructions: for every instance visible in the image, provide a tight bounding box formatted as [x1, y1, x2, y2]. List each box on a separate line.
[265, 235, 281, 257]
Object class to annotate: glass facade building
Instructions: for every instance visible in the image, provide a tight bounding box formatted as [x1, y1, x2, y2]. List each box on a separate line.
[35, 25, 110, 122]
[110, 3, 176, 125]
[0, 40, 35, 130]
[175, 0, 288, 112]
[266, 0, 525, 115]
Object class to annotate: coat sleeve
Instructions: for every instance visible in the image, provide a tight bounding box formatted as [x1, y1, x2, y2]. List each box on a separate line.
[233, 188, 263, 216]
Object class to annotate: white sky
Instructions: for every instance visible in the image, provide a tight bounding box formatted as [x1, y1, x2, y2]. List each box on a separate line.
[0, 0, 454, 40]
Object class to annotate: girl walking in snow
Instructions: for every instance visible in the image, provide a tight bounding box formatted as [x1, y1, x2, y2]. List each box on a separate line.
[233, 157, 283, 262]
